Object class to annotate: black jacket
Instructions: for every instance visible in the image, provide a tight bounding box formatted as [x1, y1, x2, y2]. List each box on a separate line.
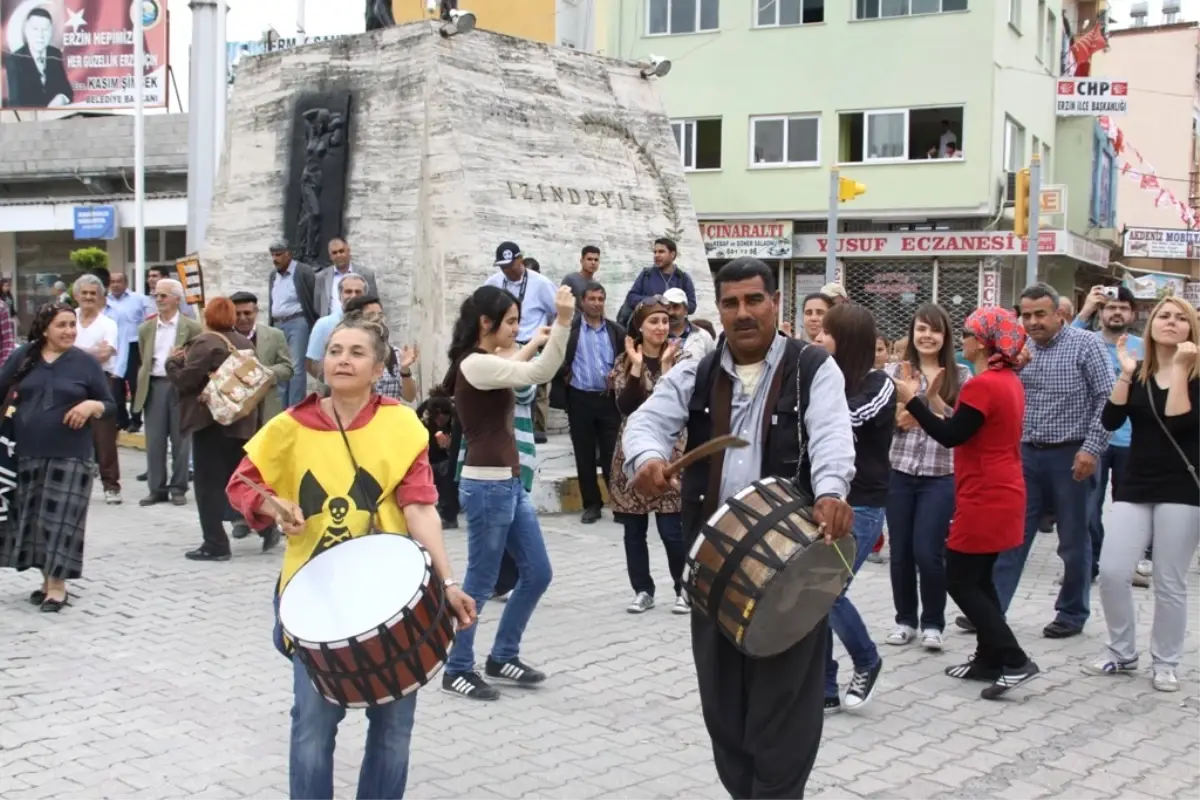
[680, 337, 830, 545]
[844, 369, 896, 508]
[549, 315, 625, 410]
[5, 46, 73, 108]
[267, 261, 319, 327]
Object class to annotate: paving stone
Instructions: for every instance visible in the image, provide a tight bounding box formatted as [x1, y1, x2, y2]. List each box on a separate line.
[0, 453, 1196, 798]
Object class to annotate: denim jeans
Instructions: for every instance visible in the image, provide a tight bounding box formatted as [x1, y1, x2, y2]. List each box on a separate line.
[446, 478, 553, 674]
[623, 512, 686, 597]
[276, 316, 311, 409]
[886, 472, 954, 631]
[994, 444, 1092, 629]
[1088, 445, 1131, 576]
[289, 658, 417, 799]
[825, 506, 886, 697]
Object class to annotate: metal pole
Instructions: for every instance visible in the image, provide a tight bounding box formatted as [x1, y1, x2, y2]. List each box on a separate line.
[297, 0, 306, 37]
[133, 4, 145, 295]
[1025, 154, 1042, 288]
[825, 169, 839, 285]
[214, 2, 228, 173]
[187, 1, 219, 255]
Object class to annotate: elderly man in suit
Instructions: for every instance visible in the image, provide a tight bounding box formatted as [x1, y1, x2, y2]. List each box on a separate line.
[314, 237, 378, 318]
[134, 278, 203, 506]
[5, 8, 73, 108]
[267, 240, 319, 409]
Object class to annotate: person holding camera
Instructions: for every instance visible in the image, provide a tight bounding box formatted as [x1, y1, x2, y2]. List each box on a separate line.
[1072, 285, 1148, 585]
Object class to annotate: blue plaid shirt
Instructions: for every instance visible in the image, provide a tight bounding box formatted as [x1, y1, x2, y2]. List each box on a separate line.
[1019, 324, 1115, 456]
[570, 320, 615, 392]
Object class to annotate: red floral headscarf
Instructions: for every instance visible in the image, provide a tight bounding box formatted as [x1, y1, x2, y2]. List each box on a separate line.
[964, 306, 1026, 371]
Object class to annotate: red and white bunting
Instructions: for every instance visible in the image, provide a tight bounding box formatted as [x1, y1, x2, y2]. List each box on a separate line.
[1097, 116, 1198, 230]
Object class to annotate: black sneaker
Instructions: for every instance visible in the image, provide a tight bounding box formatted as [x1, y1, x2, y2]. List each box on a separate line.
[824, 696, 841, 715]
[981, 661, 1041, 700]
[442, 670, 499, 701]
[843, 658, 882, 711]
[945, 661, 1001, 683]
[955, 615, 977, 633]
[485, 656, 546, 685]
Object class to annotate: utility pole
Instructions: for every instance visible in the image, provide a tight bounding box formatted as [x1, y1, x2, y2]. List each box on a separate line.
[187, 1, 222, 256]
[1025, 153, 1042, 288]
[825, 169, 839, 285]
[133, 4, 145, 295]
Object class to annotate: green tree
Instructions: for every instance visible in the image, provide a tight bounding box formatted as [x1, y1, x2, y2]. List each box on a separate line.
[68, 247, 110, 273]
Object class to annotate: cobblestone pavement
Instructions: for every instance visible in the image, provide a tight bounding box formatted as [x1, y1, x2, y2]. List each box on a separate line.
[2, 454, 1198, 799]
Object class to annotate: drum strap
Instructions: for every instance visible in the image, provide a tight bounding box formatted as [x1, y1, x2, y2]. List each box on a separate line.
[704, 496, 797, 623]
[332, 407, 381, 533]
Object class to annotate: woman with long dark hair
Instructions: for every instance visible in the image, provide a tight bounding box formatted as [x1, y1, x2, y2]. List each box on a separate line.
[606, 298, 688, 615]
[440, 283, 575, 701]
[894, 306, 1040, 700]
[814, 303, 895, 713]
[882, 304, 970, 650]
[0, 303, 114, 611]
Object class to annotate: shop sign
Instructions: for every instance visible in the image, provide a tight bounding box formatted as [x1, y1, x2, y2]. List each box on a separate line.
[981, 271, 1000, 307]
[792, 231, 1057, 258]
[73, 205, 116, 240]
[1056, 78, 1129, 116]
[1122, 227, 1200, 260]
[701, 221, 793, 260]
[1124, 272, 1187, 301]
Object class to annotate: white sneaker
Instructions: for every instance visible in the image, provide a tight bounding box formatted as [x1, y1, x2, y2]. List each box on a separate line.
[626, 592, 654, 614]
[1136, 559, 1153, 577]
[1152, 668, 1179, 692]
[104, 490, 122, 505]
[672, 596, 689, 615]
[885, 625, 915, 645]
[921, 629, 944, 650]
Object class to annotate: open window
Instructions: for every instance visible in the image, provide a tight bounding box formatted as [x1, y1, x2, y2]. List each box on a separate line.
[671, 118, 722, 170]
[838, 106, 964, 162]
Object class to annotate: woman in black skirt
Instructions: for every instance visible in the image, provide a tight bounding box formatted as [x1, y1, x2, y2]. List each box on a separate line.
[0, 303, 115, 611]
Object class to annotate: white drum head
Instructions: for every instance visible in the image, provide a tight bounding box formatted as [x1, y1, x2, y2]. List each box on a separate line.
[279, 534, 427, 645]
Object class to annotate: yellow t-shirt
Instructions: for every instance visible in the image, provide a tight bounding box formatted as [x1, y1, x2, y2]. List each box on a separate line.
[243, 401, 430, 593]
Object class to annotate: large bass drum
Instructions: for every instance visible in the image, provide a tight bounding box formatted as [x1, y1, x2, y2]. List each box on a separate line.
[683, 477, 855, 658]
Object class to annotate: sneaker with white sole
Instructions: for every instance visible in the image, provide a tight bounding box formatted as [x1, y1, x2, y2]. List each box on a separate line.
[921, 629, 944, 650]
[627, 592, 654, 613]
[1136, 559, 1153, 577]
[1152, 667, 1179, 692]
[672, 595, 689, 615]
[485, 656, 546, 685]
[886, 625, 915, 645]
[104, 490, 122, 505]
[1082, 655, 1139, 676]
[843, 659, 882, 711]
[442, 670, 500, 701]
[981, 661, 1040, 700]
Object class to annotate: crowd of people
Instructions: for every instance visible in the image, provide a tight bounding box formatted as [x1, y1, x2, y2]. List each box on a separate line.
[0, 236, 1195, 800]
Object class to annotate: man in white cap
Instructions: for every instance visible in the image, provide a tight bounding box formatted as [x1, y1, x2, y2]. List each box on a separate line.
[820, 282, 850, 304]
[664, 286, 715, 360]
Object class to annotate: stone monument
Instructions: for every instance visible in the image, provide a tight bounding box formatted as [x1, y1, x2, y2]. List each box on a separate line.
[205, 22, 714, 391]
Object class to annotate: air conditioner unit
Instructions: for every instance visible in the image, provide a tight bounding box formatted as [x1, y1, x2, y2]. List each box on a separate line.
[1130, 1, 1148, 26]
[1163, 0, 1182, 23]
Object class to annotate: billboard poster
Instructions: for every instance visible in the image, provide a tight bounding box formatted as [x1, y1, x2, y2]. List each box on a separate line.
[1123, 227, 1200, 260]
[0, 0, 168, 110]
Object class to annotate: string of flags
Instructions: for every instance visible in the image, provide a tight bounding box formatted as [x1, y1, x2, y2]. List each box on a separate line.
[1097, 116, 1199, 230]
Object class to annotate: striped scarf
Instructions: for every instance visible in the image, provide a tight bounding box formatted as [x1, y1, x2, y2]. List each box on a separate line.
[455, 383, 537, 492]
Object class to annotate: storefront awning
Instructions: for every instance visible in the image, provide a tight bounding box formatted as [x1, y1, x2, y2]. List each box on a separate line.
[0, 193, 187, 234]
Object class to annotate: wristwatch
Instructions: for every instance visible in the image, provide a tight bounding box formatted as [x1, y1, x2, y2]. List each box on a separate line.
[443, 578, 458, 589]
[400, 369, 413, 378]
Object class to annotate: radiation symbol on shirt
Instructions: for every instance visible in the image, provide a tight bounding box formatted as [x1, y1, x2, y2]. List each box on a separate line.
[297, 468, 384, 553]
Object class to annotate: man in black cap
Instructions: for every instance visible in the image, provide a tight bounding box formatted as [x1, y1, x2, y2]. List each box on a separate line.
[482, 241, 558, 441]
[267, 240, 319, 409]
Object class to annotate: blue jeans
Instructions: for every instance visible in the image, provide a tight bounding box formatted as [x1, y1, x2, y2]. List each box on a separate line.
[446, 478, 553, 674]
[1088, 445, 1131, 575]
[276, 316, 311, 409]
[289, 658, 416, 799]
[825, 506, 885, 697]
[994, 444, 1092, 629]
[886, 472, 955, 631]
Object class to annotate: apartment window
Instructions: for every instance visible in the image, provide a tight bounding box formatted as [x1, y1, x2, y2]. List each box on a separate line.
[1036, 1, 1046, 59]
[751, 115, 821, 166]
[1042, 142, 1052, 182]
[125, 228, 187, 265]
[855, 0, 967, 20]
[1045, 11, 1056, 72]
[647, 0, 719, 35]
[671, 118, 722, 170]
[757, 0, 824, 27]
[1008, 0, 1020, 29]
[1003, 116, 1025, 172]
[837, 106, 964, 162]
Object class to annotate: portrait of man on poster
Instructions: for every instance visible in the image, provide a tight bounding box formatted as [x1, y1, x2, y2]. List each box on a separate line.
[3, 4, 73, 109]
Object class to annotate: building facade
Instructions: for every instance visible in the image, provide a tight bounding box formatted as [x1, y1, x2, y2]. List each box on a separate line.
[606, 0, 1124, 337]
[389, 0, 602, 48]
[0, 114, 188, 332]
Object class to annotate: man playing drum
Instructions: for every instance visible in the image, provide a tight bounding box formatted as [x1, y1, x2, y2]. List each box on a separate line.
[227, 313, 475, 800]
[625, 257, 857, 798]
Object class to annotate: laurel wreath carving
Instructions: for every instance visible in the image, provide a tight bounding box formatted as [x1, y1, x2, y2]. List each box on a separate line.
[579, 112, 685, 242]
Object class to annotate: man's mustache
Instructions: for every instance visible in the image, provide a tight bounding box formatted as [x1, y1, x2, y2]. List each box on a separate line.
[733, 319, 758, 331]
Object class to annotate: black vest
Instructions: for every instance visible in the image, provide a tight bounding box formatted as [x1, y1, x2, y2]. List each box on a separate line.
[680, 336, 830, 544]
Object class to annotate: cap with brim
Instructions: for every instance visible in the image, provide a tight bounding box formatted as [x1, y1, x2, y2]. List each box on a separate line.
[820, 282, 849, 299]
[663, 288, 688, 305]
[268, 241, 290, 253]
[494, 241, 522, 266]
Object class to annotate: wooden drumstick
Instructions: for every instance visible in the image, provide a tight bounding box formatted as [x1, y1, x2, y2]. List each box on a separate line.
[233, 472, 297, 526]
[663, 434, 750, 478]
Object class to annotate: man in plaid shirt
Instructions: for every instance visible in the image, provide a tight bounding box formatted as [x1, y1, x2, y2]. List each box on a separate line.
[992, 284, 1115, 639]
[0, 299, 14, 365]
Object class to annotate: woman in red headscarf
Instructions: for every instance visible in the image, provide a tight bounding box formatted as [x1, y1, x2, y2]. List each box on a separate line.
[893, 306, 1039, 700]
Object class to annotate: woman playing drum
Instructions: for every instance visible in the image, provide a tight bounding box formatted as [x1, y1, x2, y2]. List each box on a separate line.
[226, 313, 476, 799]
[893, 306, 1040, 700]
